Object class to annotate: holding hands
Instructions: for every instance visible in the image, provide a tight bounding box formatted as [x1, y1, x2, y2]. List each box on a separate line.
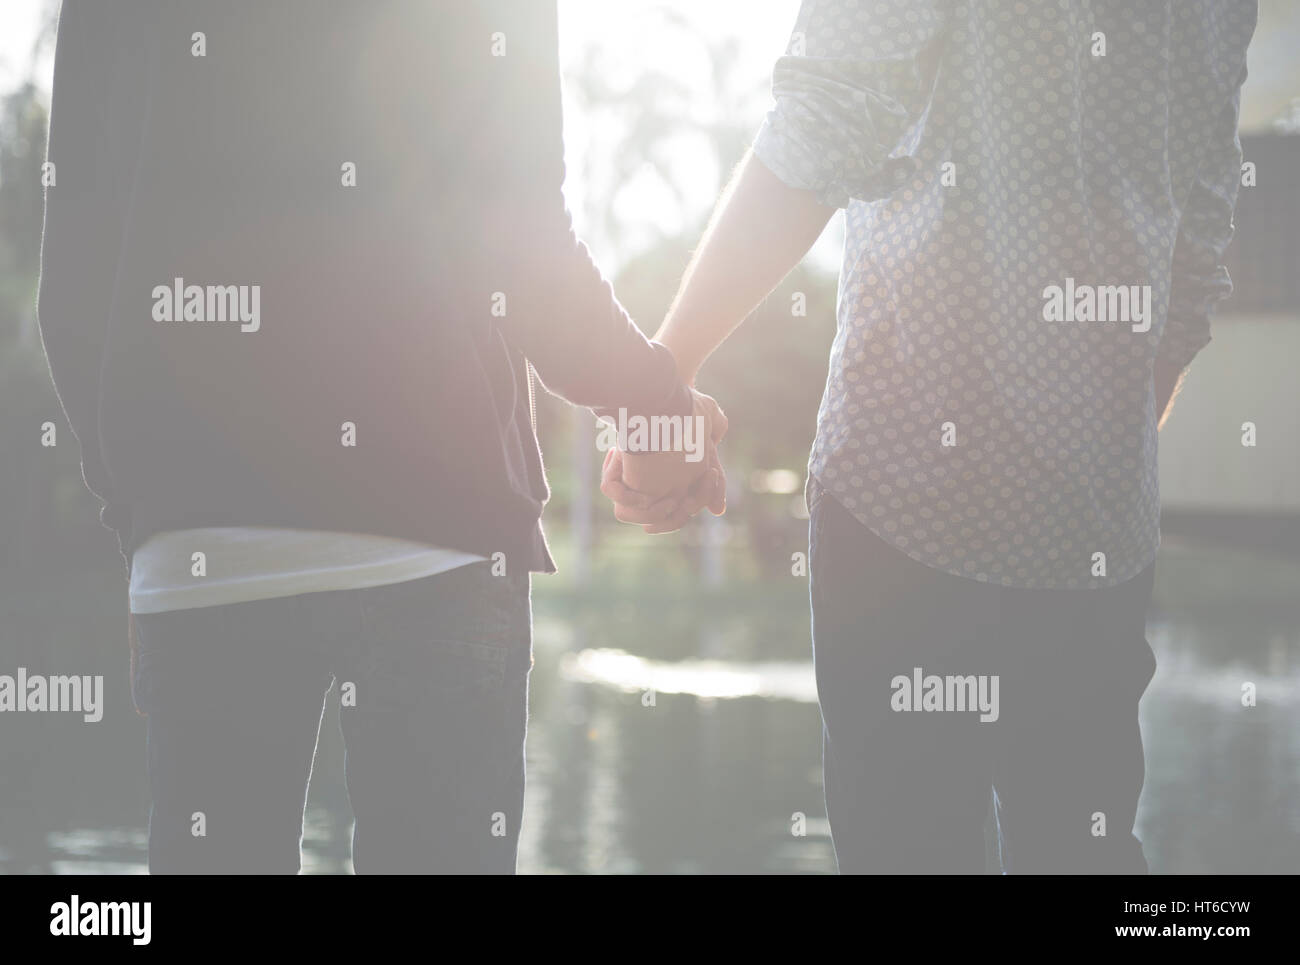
[600, 388, 728, 534]
[596, 151, 834, 533]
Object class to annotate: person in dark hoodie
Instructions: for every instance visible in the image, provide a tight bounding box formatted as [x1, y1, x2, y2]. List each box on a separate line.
[38, 0, 725, 874]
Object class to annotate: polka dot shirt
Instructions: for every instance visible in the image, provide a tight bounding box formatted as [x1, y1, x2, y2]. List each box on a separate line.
[754, 0, 1257, 588]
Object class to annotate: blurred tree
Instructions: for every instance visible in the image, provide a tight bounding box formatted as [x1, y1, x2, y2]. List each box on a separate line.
[565, 12, 762, 256]
[0, 82, 47, 342]
[0, 3, 111, 585]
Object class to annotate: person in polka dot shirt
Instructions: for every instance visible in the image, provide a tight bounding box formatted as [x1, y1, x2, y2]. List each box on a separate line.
[611, 0, 1257, 873]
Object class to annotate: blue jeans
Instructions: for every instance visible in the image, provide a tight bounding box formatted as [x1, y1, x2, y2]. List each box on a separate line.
[132, 562, 532, 874]
[808, 479, 1156, 874]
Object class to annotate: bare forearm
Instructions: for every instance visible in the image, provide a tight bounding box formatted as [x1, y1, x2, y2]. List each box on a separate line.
[1155, 358, 1186, 430]
[654, 150, 835, 383]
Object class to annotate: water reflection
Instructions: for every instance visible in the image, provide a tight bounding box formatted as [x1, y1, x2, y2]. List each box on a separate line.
[1137, 620, 1300, 874]
[3, 542, 1297, 874]
[560, 648, 818, 701]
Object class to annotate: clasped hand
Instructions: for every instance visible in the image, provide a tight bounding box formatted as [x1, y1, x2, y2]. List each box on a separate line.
[600, 388, 728, 534]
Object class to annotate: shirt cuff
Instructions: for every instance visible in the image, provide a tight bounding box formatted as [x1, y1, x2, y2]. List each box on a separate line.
[752, 112, 917, 210]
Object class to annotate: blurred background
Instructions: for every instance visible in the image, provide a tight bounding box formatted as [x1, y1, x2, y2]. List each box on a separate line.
[0, 0, 1297, 873]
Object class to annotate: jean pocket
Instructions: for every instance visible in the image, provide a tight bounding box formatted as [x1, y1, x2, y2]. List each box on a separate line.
[354, 570, 530, 711]
[350, 635, 521, 717]
[131, 609, 188, 717]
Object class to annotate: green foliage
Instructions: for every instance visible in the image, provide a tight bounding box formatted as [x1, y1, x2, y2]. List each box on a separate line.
[0, 55, 115, 580]
[0, 82, 47, 340]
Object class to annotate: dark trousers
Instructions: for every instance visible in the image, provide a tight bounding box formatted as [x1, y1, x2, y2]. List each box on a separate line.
[132, 562, 532, 874]
[808, 484, 1156, 874]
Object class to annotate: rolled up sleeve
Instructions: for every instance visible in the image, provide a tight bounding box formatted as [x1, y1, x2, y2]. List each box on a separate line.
[753, 0, 948, 209]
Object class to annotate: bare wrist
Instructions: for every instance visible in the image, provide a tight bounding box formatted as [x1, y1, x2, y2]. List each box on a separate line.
[657, 332, 700, 386]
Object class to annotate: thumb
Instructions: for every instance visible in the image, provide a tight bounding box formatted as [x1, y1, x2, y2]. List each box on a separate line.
[694, 391, 729, 443]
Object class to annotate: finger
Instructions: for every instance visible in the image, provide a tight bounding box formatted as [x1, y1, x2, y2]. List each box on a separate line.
[706, 451, 727, 515]
[707, 475, 727, 515]
[641, 470, 716, 535]
[708, 401, 728, 443]
[599, 447, 624, 497]
[600, 449, 652, 510]
[642, 494, 702, 534]
[641, 510, 692, 535]
[678, 467, 717, 518]
[614, 493, 679, 525]
[604, 477, 652, 511]
[684, 448, 725, 517]
[694, 391, 729, 443]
